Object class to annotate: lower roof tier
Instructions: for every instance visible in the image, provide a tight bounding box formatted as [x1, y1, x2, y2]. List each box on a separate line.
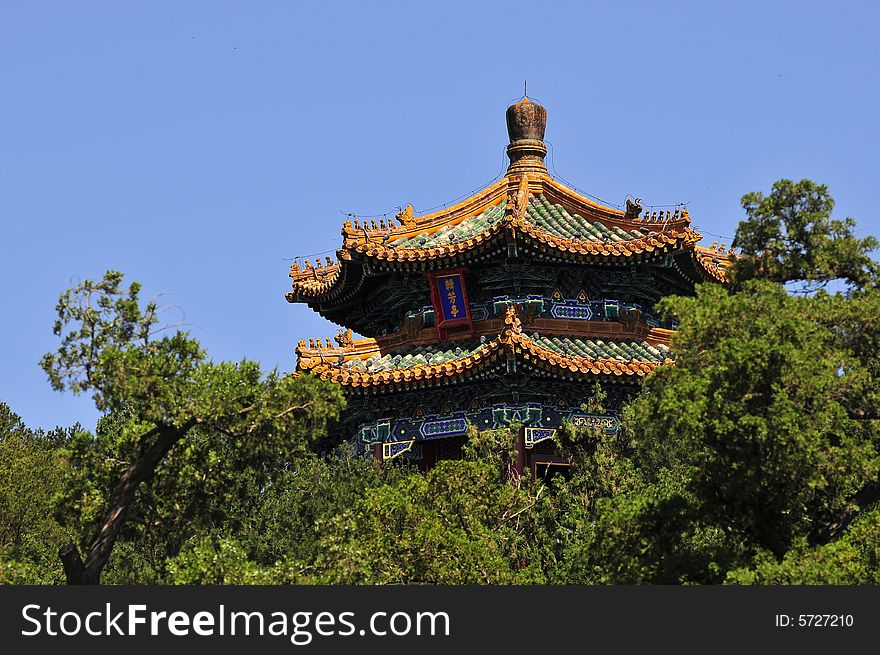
[295, 306, 673, 392]
[334, 335, 669, 374]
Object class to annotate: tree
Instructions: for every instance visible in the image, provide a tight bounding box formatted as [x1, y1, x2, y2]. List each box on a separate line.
[558, 180, 880, 584]
[0, 403, 73, 584]
[41, 271, 344, 584]
[553, 278, 879, 584]
[313, 431, 558, 584]
[627, 282, 879, 560]
[732, 178, 878, 292]
[54, 408, 292, 583]
[561, 180, 880, 583]
[166, 537, 301, 585]
[555, 471, 738, 584]
[236, 447, 412, 570]
[0, 403, 29, 440]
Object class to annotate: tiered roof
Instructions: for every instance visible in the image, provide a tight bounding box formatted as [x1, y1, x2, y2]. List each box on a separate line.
[287, 96, 736, 393]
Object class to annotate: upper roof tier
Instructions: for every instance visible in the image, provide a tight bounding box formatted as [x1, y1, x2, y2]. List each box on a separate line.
[287, 97, 735, 307]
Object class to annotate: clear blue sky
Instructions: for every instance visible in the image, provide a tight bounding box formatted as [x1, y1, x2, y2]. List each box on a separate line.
[2, 1, 878, 431]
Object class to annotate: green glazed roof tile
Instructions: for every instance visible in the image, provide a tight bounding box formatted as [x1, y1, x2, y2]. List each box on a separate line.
[342, 341, 485, 372]
[534, 335, 671, 364]
[525, 195, 652, 244]
[391, 202, 506, 249]
[335, 334, 671, 373]
[388, 193, 659, 250]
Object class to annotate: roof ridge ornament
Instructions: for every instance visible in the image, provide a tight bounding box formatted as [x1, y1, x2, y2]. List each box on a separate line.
[507, 175, 531, 225]
[395, 204, 415, 228]
[624, 197, 643, 220]
[503, 304, 524, 335]
[334, 328, 355, 349]
[505, 96, 548, 174]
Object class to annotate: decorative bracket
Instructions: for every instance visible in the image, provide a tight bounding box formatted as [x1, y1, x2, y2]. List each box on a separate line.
[524, 427, 557, 449]
[382, 440, 415, 461]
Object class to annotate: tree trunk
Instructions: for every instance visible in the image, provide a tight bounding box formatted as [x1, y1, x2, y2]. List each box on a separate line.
[812, 480, 880, 546]
[59, 544, 87, 585]
[59, 422, 193, 585]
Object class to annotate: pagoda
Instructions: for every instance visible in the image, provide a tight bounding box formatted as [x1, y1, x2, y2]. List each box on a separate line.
[286, 97, 733, 475]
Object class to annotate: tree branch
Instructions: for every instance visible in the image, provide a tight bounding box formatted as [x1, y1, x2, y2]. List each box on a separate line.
[274, 401, 313, 421]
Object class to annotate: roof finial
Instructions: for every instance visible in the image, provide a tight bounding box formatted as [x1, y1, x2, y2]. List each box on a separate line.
[505, 93, 547, 174]
[524, 80, 527, 97]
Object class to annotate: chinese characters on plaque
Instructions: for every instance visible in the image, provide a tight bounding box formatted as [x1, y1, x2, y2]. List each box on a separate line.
[425, 268, 474, 340]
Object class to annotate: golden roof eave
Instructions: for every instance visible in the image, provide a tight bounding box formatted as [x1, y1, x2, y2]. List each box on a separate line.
[288, 225, 705, 300]
[693, 244, 736, 283]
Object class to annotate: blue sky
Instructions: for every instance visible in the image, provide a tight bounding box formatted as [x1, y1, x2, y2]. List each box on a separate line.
[2, 1, 878, 431]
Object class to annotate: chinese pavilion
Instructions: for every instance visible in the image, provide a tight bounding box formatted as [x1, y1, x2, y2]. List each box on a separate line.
[286, 97, 733, 475]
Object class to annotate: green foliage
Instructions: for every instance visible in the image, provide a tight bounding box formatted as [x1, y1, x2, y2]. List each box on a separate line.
[161, 450, 414, 584]
[554, 385, 638, 506]
[51, 372, 345, 583]
[42, 271, 343, 440]
[732, 179, 878, 291]
[315, 457, 557, 584]
[0, 403, 30, 440]
[556, 472, 739, 584]
[555, 215, 879, 584]
[167, 537, 305, 585]
[820, 285, 880, 422]
[727, 508, 880, 585]
[239, 449, 410, 568]
[463, 426, 519, 480]
[0, 403, 73, 584]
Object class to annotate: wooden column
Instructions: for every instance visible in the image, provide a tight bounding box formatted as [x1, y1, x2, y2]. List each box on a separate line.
[514, 426, 526, 480]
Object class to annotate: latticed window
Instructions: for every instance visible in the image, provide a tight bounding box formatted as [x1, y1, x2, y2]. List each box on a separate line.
[435, 436, 465, 462]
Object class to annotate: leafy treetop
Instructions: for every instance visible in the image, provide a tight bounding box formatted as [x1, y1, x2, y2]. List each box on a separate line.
[732, 179, 878, 292]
